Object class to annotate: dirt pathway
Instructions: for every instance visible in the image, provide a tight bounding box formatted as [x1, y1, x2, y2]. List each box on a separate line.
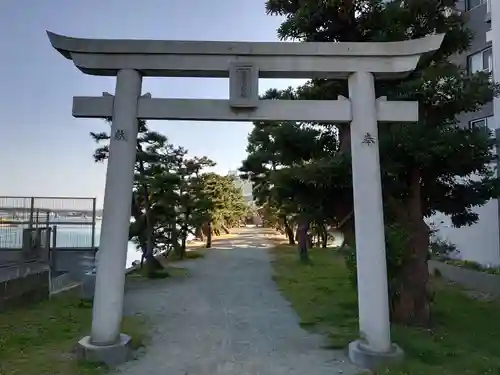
[118, 227, 358, 375]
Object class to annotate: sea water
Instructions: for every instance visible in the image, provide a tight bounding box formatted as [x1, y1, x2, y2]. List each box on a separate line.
[0, 220, 192, 269]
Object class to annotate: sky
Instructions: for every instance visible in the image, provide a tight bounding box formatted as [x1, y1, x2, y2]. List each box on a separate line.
[0, 0, 304, 208]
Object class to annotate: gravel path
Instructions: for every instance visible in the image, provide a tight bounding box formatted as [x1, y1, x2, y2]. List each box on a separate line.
[118, 228, 359, 375]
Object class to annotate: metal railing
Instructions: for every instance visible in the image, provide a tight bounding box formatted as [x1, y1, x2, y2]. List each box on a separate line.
[0, 196, 100, 295]
[0, 196, 97, 250]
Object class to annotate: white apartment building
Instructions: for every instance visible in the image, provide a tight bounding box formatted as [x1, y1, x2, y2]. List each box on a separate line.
[429, 0, 500, 265]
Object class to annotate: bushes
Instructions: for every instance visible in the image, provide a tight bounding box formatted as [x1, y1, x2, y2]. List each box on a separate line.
[340, 223, 414, 317]
[443, 259, 500, 275]
[429, 238, 458, 260]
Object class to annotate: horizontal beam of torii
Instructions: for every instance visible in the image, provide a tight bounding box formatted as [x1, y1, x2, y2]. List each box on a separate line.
[73, 94, 418, 123]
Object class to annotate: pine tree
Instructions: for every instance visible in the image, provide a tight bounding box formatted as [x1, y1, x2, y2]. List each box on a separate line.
[242, 0, 500, 325]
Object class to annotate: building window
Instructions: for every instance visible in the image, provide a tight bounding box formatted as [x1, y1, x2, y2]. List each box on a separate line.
[469, 116, 494, 129]
[468, 47, 493, 74]
[466, 0, 488, 11]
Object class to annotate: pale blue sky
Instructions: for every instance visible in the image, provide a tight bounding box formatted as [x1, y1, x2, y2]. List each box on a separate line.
[0, 0, 303, 207]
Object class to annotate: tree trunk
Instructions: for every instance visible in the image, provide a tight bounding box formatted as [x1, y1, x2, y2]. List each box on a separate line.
[390, 168, 432, 326]
[195, 226, 204, 241]
[135, 146, 161, 277]
[130, 192, 142, 221]
[307, 233, 313, 248]
[283, 216, 295, 245]
[143, 218, 162, 276]
[130, 193, 148, 263]
[142, 215, 162, 275]
[145, 251, 162, 276]
[179, 210, 191, 259]
[142, 198, 162, 277]
[144, 212, 159, 277]
[130, 194, 157, 274]
[320, 224, 328, 248]
[339, 212, 355, 249]
[136, 233, 147, 269]
[180, 226, 187, 260]
[296, 220, 310, 262]
[202, 223, 210, 237]
[206, 221, 213, 248]
[170, 218, 181, 254]
[221, 223, 231, 234]
[338, 123, 352, 153]
[180, 226, 187, 259]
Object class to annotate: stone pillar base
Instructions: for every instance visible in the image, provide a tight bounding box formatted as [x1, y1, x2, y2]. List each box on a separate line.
[76, 334, 132, 366]
[348, 340, 404, 370]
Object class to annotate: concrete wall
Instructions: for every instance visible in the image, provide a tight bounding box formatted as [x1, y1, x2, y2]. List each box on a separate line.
[0, 243, 50, 265]
[429, 259, 500, 297]
[0, 247, 95, 274]
[427, 201, 500, 266]
[50, 248, 95, 275]
[0, 250, 24, 264]
[0, 263, 49, 311]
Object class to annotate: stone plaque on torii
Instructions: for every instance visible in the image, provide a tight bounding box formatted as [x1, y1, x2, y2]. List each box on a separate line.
[47, 31, 444, 368]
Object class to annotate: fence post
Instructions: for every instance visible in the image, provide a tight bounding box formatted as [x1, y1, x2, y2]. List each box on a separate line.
[44, 226, 51, 262]
[51, 225, 57, 270]
[52, 225, 57, 249]
[28, 197, 35, 230]
[91, 198, 97, 251]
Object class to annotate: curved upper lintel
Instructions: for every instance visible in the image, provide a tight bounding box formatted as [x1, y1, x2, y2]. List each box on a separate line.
[47, 31, 72, 59]
[47, 31, 444, 58]
[47, 31, 444, 78]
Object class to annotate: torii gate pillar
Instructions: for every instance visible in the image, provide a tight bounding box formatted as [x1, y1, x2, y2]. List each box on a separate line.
[48, 31, 443, 369]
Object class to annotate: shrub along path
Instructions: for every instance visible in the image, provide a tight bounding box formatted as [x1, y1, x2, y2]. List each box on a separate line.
[117, 227, 358, 375]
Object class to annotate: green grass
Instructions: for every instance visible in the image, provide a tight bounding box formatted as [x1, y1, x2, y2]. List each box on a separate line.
[0, 291, 147, 375]
[271, 245, 500, 374]
[442, 258, 500, 276]
[127, 266, 188, 280]
[168, 250, 205, 262]
[126, 250, 204, 279]
[126, 266, 183, 280]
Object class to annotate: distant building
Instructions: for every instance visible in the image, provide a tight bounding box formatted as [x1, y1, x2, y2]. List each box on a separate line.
[228, 170, 254, 205]
[428, 0, 500, 266]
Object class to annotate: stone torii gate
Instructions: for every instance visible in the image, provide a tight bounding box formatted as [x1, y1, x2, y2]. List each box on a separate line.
[47, 31, 443, 369]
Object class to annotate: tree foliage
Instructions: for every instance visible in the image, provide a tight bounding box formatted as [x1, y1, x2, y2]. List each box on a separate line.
[91, 120, 249, 276]
[241, 0, 500, 325]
